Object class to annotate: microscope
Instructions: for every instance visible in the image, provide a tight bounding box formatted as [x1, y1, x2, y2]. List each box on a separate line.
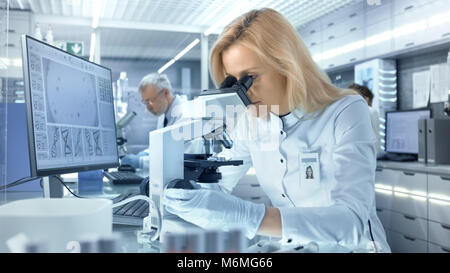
[116, 111, 137, 157]
[145, 76, 253, 239]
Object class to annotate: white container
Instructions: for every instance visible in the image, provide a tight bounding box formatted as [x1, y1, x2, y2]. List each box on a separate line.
[0, 198, 112, 253]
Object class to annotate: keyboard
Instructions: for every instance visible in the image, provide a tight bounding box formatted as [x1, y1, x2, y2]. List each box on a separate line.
[104, 171, 144, 185]
[112, 191, 149, 226]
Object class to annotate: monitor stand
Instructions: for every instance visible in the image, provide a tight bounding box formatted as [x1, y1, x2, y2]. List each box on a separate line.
[42, 175, 64, 198]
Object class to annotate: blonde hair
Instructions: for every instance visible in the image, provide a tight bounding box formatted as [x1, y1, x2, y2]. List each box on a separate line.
[210, 8, 356, 113]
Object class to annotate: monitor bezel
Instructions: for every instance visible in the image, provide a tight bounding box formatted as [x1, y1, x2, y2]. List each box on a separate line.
[384, 108, 431, 155]
[21, 35, 120, 177]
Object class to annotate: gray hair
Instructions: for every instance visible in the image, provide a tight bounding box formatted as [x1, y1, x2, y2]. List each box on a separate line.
[138, 73, 172, 93]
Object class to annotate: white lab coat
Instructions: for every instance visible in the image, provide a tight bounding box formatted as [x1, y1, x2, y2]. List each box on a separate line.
[369, 106, 381, 157]
[217, 95, 390, 252]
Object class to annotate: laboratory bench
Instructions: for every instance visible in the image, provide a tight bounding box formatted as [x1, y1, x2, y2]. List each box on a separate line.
[375, 160, 450, 253]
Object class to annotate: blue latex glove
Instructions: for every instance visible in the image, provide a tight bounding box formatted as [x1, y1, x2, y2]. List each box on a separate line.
[162, 188, 266, 239]
[120, 154, 140, 169]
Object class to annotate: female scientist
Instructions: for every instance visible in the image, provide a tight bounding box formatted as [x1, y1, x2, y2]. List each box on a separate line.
[163, 8, 389, 252]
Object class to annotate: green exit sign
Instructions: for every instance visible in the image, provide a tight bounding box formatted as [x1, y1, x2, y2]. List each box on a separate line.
[56, 41, 84, 56]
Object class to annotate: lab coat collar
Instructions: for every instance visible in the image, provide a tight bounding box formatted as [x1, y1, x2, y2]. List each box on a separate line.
[165, 95, 181, 125]
[272, 108, 305, 131]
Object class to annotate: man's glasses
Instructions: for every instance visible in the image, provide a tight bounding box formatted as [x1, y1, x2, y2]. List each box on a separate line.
[141, 91, 164, 106]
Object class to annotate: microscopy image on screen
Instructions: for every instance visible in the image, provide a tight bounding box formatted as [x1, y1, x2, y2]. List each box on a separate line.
[92, 129, 103, 156]
[72, 128, 84, 159]
[31, 75, 43, 93]
[102, 130, 116, 156]
[47, 126, 62, 159]
[83, 128, 94, 157]
[29, 53, 42, 73]
[32, 92, 45, 112]
[60, 127, 73, 158]
[33, 112, 47, 132]
[99, 103, 115, 128]
[42, 58, 99, 127]
[35, 132, 48, 152]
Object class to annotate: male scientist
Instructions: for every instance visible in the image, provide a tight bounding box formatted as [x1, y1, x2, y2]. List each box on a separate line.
[120, 73, 185, 168]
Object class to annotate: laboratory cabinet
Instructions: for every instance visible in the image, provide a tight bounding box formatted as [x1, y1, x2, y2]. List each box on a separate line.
[299, 0, 450, 71]
[231, 170, 272, 206]
[375, 162, 450, 253]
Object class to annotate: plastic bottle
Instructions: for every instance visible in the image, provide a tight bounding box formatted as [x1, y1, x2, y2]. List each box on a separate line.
[34, 23, 42, 40]
[117, 72, 129, 103]
[45, 24, 54, 45]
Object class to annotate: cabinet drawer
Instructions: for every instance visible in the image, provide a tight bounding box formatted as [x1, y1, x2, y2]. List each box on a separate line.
[395, 171, 427, 196]
[428, 220, 450, 247]
[428, 174, 450, 201]
[375, 168, 398, 187]
[375, 188, 393, 210]
[376, 208, 392, 229]
[393, 0, 433, 16]
[392, 191, 427, 219]
[365, 1, 392, 26]
[428, 242, 450, 253]
[365, 19, 393, 59]
[387, 229, 427, 253]
[429, 198, 450, 225]
[389, 210, 427, 241]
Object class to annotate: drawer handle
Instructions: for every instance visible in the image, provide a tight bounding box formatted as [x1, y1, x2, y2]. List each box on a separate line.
[310, 30, 316, 34]
[328, 64, 335, 68]
[251, 197, 261, 200]
[5, 29, 16, 33]
[403, 172, 415, 176]
[441, 224, 450, 230]
[376, 167, 383, 172]
[404, 5, 414, 11]
[349, 13, 357, 18]
[310, 42, 317, 47]
[403, 235, 416, 241]
[328, 22, 335, 27]
[442, 33, 450, 38]
[328, 35, 335, 40]
[349, 58, 357, 62]
[4, 43, 15, 48]
[404, 215, 416, 221]
[441, 247, 450, 253]
[350, 27, 357, 32]
[376, 208, 383, 212]
[440, 176, 450, 181]
[250, 184, 259, 187]
[405, 42, 415, 47]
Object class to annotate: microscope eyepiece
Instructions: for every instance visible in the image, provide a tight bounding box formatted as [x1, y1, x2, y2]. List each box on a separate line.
[220, 75, 238, 88]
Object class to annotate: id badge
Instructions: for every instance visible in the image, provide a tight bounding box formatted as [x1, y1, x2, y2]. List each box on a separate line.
[299, 149, 320, 185]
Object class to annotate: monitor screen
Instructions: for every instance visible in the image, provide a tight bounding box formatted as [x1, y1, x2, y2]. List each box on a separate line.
[385, 109, 431, 155]
[21, 35, 119, 177]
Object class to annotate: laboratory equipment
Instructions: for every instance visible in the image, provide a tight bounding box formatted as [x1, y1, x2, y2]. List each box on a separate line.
[148, 74, 254, 240]
[21, 35, 119, 197]
[0, 198, 112, 253]
[116, 111, 137, 157]
[425, 119, 450, 164]
[384, 109, 431, 161]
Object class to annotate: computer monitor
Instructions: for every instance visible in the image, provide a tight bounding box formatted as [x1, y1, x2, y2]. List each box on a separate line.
[21, 35, 119, 177]
[385, 109, 431, 155]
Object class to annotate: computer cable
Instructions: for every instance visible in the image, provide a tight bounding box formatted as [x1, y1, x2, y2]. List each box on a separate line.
[53, 175, 85, 199]
[0, 176, 42, 191]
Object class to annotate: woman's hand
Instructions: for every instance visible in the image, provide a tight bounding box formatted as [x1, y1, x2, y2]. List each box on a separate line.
[162, 188, 266, 239]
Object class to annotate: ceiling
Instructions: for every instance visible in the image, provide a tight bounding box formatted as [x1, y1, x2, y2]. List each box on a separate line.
[6, 0, 362, 60]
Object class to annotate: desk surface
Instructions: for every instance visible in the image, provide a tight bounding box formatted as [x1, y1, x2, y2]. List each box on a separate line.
[0, 171, 359, 253]
[377, 160, 450, 176]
